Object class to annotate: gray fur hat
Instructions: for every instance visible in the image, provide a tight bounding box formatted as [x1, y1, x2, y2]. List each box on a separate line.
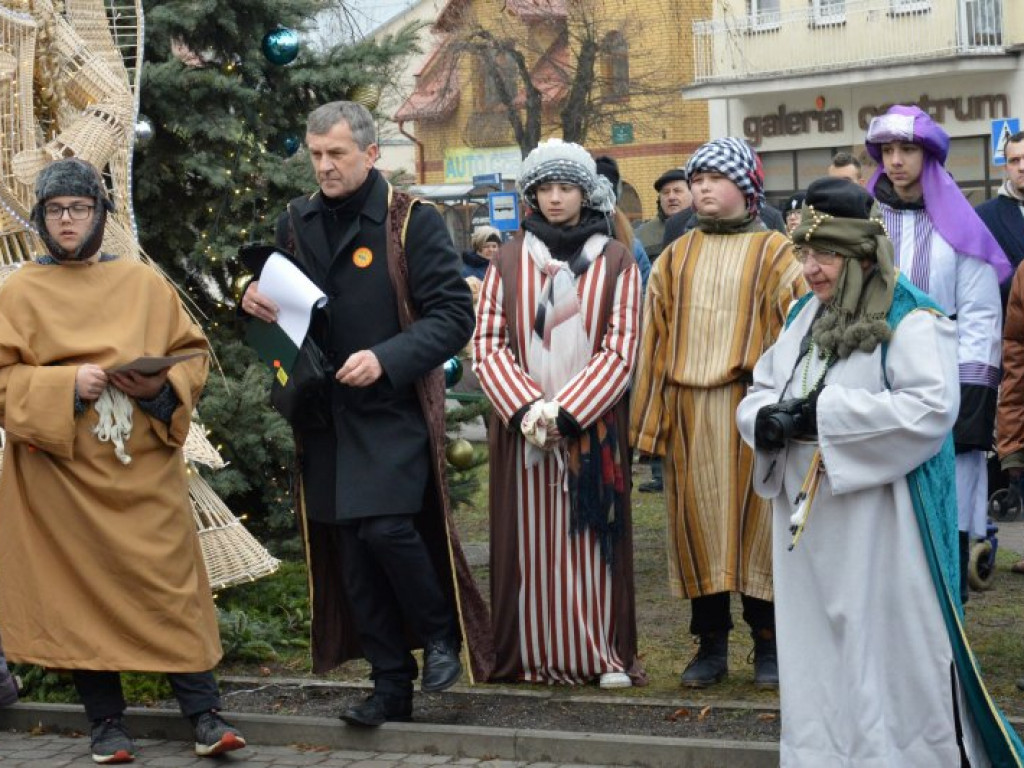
[517, 139, 615, 215]
[33, 158, 115, 212]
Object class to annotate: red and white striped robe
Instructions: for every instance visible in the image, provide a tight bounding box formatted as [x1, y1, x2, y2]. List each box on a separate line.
[473, 239, 641, 683]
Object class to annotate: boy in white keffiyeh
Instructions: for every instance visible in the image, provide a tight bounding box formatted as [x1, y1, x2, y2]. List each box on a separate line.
[473, 138, 644, 689]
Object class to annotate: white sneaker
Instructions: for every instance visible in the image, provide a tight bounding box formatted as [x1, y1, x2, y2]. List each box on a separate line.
[599, 671, 632, 689]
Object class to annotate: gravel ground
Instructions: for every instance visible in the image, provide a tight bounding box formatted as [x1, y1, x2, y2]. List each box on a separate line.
[168, 682, 782, 742]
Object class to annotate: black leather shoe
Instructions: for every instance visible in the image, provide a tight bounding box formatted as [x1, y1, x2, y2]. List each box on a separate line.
[421, 638, 462, 692]
[339, 693, 412, 727]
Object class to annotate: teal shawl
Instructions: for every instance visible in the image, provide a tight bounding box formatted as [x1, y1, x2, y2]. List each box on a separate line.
[787, 274, 1024, 764]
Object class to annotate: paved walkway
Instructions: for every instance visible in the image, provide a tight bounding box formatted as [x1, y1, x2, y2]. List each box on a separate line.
[0, 731, 630, 767]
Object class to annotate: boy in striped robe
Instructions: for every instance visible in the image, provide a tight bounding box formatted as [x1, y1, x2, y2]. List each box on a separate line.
[473, 139, 643, 688]
[630, 138, 805, 689]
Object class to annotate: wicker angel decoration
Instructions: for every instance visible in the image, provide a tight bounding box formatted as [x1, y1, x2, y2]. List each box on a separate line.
[0, 0, 278, 589]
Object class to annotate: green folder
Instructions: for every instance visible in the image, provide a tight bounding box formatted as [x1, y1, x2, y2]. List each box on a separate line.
[245, 320, 300, 377]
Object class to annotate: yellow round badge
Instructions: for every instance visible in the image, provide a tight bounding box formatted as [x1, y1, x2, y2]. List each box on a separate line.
[353, 247, 373, 268]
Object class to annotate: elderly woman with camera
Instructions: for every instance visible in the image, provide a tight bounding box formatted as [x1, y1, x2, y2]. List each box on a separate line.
[736, 177, 1023, 766]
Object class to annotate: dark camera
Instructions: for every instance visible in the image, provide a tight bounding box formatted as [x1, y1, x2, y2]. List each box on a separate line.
[757, 398, 811, 448]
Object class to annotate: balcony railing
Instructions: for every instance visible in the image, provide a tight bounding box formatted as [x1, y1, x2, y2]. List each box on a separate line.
[693, 0, 1005, 84]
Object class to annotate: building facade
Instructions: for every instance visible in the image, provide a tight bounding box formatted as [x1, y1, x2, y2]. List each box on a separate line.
[393, 0, 711, 222]
[686, 0, 1024, 207]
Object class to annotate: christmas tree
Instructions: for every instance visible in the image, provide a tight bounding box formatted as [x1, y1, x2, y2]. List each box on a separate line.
[134, 1, 418, 553]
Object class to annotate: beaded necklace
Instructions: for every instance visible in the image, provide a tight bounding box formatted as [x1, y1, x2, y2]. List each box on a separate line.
[798, 340, 833, 397]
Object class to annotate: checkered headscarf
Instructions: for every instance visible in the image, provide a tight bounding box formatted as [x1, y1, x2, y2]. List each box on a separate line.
[517, 139, 616, 215]
[684, 137, 764, 214]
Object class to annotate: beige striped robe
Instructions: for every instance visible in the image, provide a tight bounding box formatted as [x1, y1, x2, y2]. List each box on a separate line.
[630, 228, 805, 601]
[474, 235, 641, 683]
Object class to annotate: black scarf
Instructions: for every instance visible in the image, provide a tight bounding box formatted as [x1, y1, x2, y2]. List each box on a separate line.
[319, 168, 380, 253]
[522, 208, 611, 265]
[872, 175, 925, 210]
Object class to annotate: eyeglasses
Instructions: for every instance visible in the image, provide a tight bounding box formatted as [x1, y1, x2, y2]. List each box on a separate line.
[43, 203, 95, 221]
[792, 246, 842, 266]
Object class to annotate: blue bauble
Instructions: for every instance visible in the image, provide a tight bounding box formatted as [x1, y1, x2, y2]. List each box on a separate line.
[261, 27, 299, 66]
[282, 134, 300, 156]
[444, 356, 463, 388]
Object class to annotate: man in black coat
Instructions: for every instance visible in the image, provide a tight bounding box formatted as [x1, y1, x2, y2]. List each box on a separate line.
[977, 130, 1024, 306]
[242, 102, 478, 727]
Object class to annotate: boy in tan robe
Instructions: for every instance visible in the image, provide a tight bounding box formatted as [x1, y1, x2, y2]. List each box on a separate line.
[0, 159, 244, 764]
[631, 138, 805, 689]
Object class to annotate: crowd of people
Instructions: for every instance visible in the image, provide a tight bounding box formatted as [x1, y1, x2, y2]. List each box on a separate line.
[4, 98, 1024, 766]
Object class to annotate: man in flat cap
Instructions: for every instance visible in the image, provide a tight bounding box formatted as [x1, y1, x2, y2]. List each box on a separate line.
[635, 168, 691, 264]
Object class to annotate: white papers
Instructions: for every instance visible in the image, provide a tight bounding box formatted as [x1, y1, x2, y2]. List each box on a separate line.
[258, 252, 328, 347]
[107, 351, 206, 375]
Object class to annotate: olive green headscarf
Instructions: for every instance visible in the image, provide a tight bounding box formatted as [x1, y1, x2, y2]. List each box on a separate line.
[789, 177, 895, 359]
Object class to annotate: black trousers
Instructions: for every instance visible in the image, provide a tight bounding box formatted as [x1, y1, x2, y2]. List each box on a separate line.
[689, 592, 775, 636]
[337, 514, 454, 699]
[72, 670, 221, 722]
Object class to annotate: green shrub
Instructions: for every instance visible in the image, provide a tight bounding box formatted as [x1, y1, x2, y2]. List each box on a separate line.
[215, 560, 310, 663]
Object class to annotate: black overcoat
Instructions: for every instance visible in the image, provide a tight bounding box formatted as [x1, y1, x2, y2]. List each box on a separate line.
[275, 173, 475, 522]
[976, 194, 1024, 308]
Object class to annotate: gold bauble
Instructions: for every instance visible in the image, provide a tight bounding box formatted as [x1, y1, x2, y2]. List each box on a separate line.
[347, 83, 381, 111]
[445, 438, 475, 470]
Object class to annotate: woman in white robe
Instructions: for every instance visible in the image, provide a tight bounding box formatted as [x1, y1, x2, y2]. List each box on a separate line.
[737, 178, 1023, 767]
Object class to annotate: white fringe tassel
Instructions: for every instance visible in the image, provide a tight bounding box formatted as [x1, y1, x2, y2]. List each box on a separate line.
[92, 387, 133, 465]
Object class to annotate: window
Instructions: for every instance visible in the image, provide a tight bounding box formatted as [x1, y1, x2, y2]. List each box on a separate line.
[813, 0, 845, 25]
[602, 32, 629, 102]
[889, 0, 931, 15]
[964, 0, 1003, 46]
[480, 50, 518, 110]
[748, 0, 781, 29]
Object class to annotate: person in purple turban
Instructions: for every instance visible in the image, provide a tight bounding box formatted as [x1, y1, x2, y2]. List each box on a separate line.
[866, 104, 1010, 604]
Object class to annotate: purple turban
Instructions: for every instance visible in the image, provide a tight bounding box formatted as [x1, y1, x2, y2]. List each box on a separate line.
[865, 105, 1011, 283]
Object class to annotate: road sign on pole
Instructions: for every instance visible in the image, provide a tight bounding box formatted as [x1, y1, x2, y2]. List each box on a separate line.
[488, 191, 520, 232]
[992, 118, 1020, 166]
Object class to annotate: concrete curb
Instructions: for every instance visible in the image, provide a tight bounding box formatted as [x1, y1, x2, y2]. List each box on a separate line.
[0, 702, 781, 768]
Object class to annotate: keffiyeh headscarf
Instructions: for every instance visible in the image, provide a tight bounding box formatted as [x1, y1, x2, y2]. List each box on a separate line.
[684, 137, 765, 215]
[865, 105, 1011, 282]
[517, 139, 616, 215]
[791, 177, 895, 359]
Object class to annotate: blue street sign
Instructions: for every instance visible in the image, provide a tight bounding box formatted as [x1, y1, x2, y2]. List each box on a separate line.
[992, 118, 1020, 166]
[472, 172, 502, 187]
[488, 191, 520, 232]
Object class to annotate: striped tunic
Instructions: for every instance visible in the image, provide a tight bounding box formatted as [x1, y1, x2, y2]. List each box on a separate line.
[473, 237, 641, 683]
[630, 229, 805, 600]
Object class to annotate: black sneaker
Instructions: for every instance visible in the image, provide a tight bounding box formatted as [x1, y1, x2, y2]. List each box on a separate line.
[90, 716, 135, 764]
[193, 710, 246, 757]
